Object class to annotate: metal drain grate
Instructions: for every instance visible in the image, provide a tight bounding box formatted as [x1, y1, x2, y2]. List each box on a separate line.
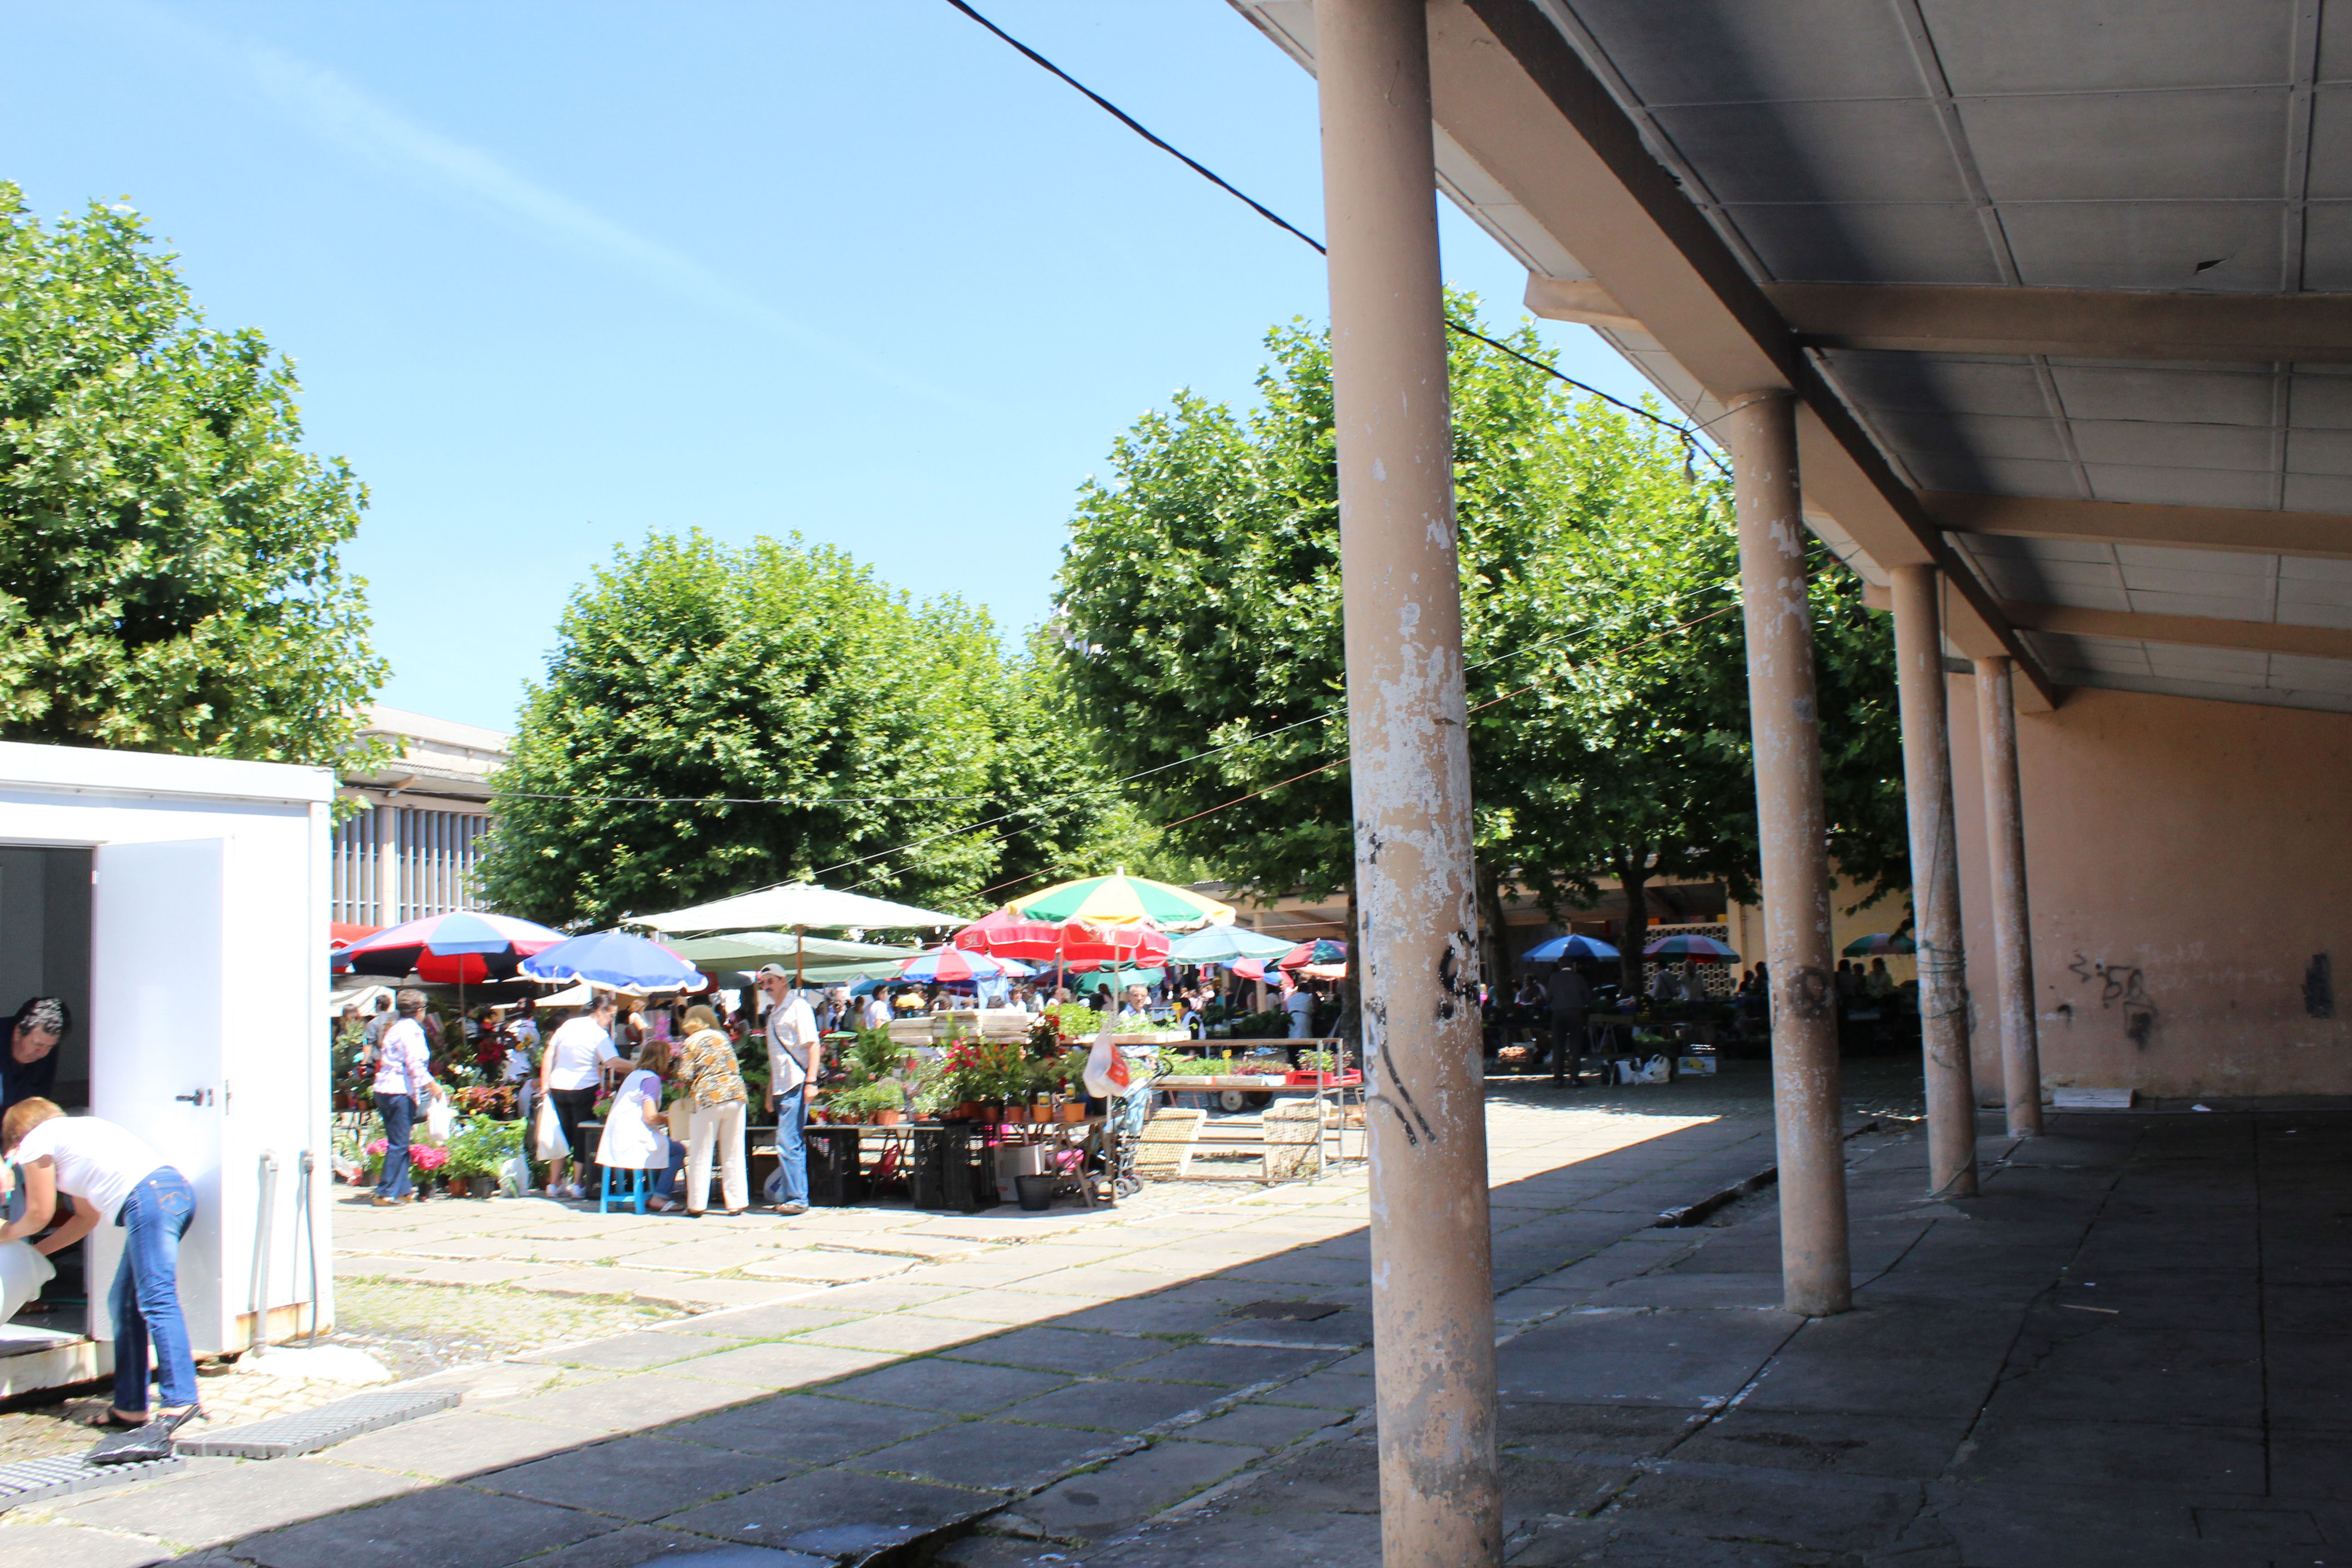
[1227, 1299, 1343, 1323]
[176, 1388, 462, 1460]
[0, 1452, 186, 1512]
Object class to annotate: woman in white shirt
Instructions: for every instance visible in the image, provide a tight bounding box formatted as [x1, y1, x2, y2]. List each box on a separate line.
[0, 1098, 200, 1447]
[539, 995, 621, 1200]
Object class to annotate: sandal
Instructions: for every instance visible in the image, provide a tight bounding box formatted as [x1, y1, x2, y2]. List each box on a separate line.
[88, 1410, 146, 1430]
[88, 1406, 201, 1466]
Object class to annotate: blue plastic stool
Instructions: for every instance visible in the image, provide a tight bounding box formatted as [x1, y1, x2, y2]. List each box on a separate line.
[599, 1165, 651, 1215]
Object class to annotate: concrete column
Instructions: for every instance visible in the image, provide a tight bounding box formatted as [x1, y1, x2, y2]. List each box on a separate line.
[1888, 566, 1977, 1198]
[1975, 656, 2043, 1136]
[1317, 1, 1501, 1561]
[1726, 389, 1851, 1318]
[374, 804, 400, 926]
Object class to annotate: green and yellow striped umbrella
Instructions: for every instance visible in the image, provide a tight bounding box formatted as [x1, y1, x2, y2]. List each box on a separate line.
[1011, 870, 1235, 932]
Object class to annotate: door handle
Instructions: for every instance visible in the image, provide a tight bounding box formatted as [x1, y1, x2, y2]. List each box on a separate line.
[176, 1088, 215, 1106]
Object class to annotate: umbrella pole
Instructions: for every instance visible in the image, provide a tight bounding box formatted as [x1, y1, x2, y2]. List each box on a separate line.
[794, 924, 806, 990]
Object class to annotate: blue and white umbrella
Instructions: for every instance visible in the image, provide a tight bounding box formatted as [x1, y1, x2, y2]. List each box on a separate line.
[521, 930, 703, 990]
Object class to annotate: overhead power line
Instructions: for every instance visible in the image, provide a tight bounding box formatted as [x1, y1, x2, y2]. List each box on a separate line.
[940, 0, 1732, 476]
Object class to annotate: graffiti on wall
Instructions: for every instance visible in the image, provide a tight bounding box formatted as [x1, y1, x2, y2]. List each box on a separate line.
[2069, 953, 2159, 1047]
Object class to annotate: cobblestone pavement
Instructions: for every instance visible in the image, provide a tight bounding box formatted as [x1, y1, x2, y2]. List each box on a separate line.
[0, 1060, 1910, 1565]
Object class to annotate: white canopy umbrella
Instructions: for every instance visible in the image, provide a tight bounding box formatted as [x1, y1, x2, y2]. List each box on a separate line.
[632, 881, 966, 935]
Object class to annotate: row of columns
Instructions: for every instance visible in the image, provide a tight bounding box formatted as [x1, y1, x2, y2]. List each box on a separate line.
[1316, 4, 2042, 1560]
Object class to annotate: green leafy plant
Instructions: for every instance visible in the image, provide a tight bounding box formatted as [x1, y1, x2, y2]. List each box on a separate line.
[825, 1082, 899, 1121]
[441, 1117, 523, 1180]
[1042, 1003, 1104, 1043]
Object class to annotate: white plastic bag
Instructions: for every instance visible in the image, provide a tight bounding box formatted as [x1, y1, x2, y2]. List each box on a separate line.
[0, 1238, 55, 1321]
[425, 1098, 455, 1144]
[1081, 1016, 1134, 1100]
[497, 1153, 533, 1197]
[533, 1095, 568, 1160]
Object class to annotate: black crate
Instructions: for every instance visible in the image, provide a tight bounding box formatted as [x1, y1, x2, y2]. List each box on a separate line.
[805, 1127, 863, 1206]
[912, 1127, 997, 1213]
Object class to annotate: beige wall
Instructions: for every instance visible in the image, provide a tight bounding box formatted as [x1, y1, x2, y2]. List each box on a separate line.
[1728, 877, 1915, 989]
[1950, 677, 2352, 1098]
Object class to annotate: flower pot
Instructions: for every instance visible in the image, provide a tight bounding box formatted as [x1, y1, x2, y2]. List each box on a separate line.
[1058, 1101, 1086, 1123]
[952, 1102, 980, 1122]
[1013, 1172, 1057, 1212]
[875, 1107, 903, 1127]
[468, 1175, 496, 1198]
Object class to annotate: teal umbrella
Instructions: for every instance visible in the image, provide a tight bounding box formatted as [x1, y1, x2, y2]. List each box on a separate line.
[1165, 926, 1297, 963]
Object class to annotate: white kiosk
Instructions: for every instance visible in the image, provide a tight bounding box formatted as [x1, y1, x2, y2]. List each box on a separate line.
[0, 740, 331, 1396]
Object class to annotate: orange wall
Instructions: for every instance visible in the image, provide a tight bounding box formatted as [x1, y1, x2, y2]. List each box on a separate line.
[1949, 677, 2352, 1098]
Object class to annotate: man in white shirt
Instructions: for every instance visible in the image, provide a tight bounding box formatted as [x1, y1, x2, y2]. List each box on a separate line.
[757, 965, 820, 1216]
[860, 988, 892, 1030]
[1285, 981, 1318, 1039]
[361, 994, 393, 1054]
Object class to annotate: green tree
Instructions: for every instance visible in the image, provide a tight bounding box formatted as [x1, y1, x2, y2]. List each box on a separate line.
[477, 530, 1108, 929]
[1055, 297, 1905, 998]
[0, 184, 384, 762]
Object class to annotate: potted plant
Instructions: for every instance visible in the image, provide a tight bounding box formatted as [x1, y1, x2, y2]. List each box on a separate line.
[409, 1142, 451, 1196]
[1053, 1049, 1091, 1120]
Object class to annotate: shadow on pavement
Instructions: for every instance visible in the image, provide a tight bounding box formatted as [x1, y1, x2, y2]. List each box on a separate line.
[12, 1101, 1799, 1568]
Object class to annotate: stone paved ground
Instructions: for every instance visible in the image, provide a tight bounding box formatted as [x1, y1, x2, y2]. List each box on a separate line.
[0, 1061, 1877, 1566]
[1047, 1103, 2352, 1567]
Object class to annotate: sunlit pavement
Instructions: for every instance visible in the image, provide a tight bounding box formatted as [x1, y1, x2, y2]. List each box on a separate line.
[0, 1063, 1905, 1564]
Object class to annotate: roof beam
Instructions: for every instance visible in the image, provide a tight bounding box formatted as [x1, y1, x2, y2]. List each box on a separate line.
[1445, 0, 2056, 708]
[1932, 492, 2352, 560]
[2001, 600, 2352, 662]
[1769, 283, 2352, 364]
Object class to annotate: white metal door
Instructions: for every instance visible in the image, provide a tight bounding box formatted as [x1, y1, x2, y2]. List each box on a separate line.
[88, 838, 227, 1351]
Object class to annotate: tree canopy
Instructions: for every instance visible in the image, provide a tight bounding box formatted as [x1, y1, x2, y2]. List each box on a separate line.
[477, 530, 1115, 929]
[1054, 297, 1906, 990]
[0, 184, 383, 763]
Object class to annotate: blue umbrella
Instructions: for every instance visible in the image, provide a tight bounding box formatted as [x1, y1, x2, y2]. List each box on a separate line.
[521, 930, 702, 990]
[1522, 934, 1620, 961]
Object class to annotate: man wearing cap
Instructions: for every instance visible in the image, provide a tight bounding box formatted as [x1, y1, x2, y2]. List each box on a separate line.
[755, 965, 821, 1216]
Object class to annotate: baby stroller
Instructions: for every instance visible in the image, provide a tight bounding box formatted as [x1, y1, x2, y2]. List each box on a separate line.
[1104, 1047, 1162, 1200]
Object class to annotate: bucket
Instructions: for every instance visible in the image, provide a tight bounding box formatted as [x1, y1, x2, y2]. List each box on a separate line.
[1014, 1172, 1057, 1212]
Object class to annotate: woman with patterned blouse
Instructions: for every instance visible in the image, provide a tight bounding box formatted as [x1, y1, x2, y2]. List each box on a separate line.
[672, 1004, 750, 1216]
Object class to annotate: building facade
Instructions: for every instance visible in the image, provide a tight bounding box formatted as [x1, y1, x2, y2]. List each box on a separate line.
[331, 706, 510, 929]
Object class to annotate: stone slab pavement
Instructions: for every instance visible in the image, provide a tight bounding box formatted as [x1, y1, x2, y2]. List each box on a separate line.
[1049, 1103, 2352, 1568]
[0, 1063, 1883, 1566]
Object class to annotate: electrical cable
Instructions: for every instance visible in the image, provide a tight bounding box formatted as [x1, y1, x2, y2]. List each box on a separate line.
[939, 0, 1731, 473]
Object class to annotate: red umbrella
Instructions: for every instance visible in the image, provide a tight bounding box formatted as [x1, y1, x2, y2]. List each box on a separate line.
[953, 908, 1169, 966]
[337, 910, 567, 984]
[897, 946, 1034, 983]
[1277, 939, 1349, 971]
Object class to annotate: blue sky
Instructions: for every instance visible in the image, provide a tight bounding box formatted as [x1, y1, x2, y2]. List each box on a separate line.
[2, 0, 1651, 734]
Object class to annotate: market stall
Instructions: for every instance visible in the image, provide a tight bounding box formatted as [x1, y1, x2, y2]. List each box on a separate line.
[0, 740, 334, 1398]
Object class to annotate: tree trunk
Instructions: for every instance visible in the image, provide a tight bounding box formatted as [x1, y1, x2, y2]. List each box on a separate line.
[1475, 855, 1511, 1010]
[1616, 848, 1649, 1002]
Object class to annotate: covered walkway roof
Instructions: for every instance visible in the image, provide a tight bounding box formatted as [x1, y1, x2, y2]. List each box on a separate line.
[1236, 0, 2352, 715]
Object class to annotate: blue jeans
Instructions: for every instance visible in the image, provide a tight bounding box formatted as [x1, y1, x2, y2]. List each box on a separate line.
[374, 1092, 416, 1199]
[771, 1087, 807, 1207]
[113, 1167, 196, 1413]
